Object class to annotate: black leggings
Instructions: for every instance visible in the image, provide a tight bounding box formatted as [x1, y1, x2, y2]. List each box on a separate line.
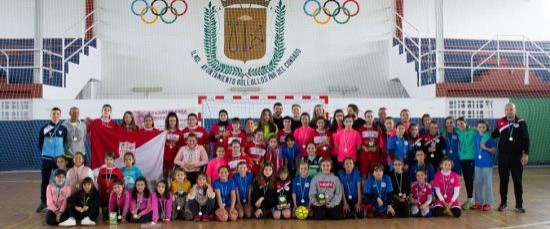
[46, 210, 69, 225]
[126, 211, 152, 223]
[68, 206, 99, 221]
[460, 160, 474, 198]
[187, 198, 216, 216]
[393, 200, 410, 218]
[311, 204, 344, 220]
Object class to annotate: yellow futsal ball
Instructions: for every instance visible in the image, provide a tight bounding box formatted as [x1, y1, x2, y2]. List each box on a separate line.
[295, 206, 309, 220]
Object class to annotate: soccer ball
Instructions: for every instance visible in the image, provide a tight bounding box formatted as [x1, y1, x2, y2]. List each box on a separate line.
[295, 206, 309, 220]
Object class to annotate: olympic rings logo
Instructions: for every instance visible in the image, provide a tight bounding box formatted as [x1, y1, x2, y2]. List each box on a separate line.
[303, 0, 360, 25]
[131, 0, 188, 25]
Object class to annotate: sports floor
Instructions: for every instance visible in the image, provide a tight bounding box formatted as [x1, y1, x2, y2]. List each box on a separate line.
[2, 168, 549, 229]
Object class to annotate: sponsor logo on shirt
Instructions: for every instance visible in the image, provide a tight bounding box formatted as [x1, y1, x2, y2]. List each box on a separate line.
[318, 181, 334, 189]
[249, 147, 266, 156]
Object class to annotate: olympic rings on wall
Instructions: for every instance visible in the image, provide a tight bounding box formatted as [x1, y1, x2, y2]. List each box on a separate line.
[131, 0, 188, 25]
[303, 0, 360, 25]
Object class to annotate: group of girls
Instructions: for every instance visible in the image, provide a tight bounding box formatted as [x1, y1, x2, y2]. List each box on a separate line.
[44, 103, 497, 225]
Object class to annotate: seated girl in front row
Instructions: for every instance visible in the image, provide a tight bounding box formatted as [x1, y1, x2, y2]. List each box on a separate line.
[251, 163, 277, 219]
[274, 166, 292, 220]
[59, 177, 100, 226]
[129, 177, 152, 223]
[390, 158, 411, 218]
[214, 165, 239, 222]
[338, 157, 364, 219]
[363, 164, 395, 219]
[151, 180, 172, 224]
[410, 170, 432, 217]
[108, 179, 131, 223]
[292, 162, 312, 218]
[45, 169, 71, 225]
[309, 158, 344, 220]
[433, 159, 462, 218]
[234, 162, 254, 219]
[187, 173, 216, 221]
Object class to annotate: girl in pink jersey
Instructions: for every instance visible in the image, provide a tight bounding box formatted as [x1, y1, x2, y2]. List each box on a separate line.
[108, 179, 131, 223]
[206, 146, 227, 185]
[294, 112, 316, 157]
[334, 115, 362, 172]
[433, 159, 462, 217]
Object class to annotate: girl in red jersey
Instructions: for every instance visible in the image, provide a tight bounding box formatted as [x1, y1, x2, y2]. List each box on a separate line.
[181, 113, 209, 151]
[120, 111, 139, 132]
[357, 110, 383, 179]
[228, 140, 253, 176]
[313, 117, 333, 159]
[244, 118, 256, 142]
[223, 118, 246, 156]
[265, 136, 284, 175]
[163, 112, 183, 178]
[86, 104, 118, 168]
[141, 113, 160, 133]
[277, 116, 293, 146]
[97, 152, 123, 220]
[86, 104, 117, 129]
[246, 130, 266, 175]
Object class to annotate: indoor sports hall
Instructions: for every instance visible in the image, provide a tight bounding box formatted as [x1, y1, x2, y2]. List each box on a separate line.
[1, 0, 550, 228]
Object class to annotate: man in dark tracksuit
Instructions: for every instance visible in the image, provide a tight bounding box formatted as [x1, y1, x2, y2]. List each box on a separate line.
[36, 107, 68, 212]
[491, 103, 529, 213]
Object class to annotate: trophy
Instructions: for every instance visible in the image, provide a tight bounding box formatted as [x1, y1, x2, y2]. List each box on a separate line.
[278, 196, 287, 205]
[316, 193, 326, 205]
[109, 212, 118, 225]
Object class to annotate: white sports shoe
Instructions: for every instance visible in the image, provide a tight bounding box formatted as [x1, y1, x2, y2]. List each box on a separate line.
[80, 217, 96, 226]
[59, 217, 76, 227]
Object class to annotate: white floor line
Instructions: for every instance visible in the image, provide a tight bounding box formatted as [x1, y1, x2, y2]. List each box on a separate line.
[490, 221, 550, 229]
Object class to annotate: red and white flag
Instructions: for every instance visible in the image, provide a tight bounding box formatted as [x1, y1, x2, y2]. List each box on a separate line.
[89, 124, 166, 182]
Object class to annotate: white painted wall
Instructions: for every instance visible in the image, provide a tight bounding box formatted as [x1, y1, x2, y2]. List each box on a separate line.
[94, 0, 406, 99]
[403, 0, 550, 40]
[0, 0, 85, 38]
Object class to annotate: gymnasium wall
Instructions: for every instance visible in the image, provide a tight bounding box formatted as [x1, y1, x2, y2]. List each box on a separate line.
[509, 98, 550, 164]
[94, 0, 403, 99]
[403, 0, 550, 40]
[0, 0, 85, 38]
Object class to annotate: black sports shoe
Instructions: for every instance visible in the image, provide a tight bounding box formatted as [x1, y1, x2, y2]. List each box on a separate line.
[498, 203, 507, 212]
[36, 203, 47, 212]
[515, 206, 526, 213]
